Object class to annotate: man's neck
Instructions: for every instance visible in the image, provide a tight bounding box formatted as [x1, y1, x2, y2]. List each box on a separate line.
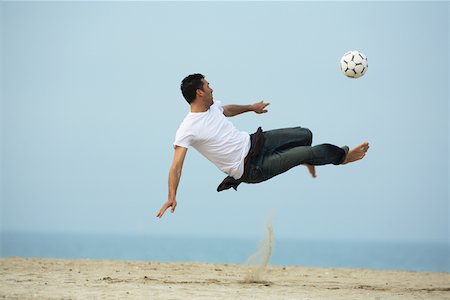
[190, 102, 209, 113]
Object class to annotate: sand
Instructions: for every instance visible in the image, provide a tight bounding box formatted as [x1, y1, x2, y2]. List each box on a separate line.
[1, 257, 449, 299]
[245, 217, 273, 283]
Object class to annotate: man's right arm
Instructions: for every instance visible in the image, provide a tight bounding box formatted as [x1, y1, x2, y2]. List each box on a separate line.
[156, 146, 188, 218]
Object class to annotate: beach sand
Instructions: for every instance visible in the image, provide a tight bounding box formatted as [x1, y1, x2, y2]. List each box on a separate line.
[1, 257, 449, 299]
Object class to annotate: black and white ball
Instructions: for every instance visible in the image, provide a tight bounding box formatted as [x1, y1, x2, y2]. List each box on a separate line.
[340, 50, 368, 78]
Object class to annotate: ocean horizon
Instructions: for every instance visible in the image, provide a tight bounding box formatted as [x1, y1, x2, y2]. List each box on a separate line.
[1, 231, 448, 273]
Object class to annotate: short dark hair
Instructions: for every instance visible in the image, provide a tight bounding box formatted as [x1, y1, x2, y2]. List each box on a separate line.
[180, 73, 205, 104]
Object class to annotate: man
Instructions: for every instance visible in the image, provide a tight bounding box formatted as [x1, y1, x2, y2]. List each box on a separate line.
[156, 74, 369, 218]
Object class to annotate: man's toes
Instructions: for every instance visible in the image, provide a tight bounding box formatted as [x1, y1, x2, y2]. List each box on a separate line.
[360, 143, 369, 152]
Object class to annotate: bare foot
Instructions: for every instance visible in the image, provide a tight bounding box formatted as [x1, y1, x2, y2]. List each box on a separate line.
[305, 164, 316, 178]
[342, 142, 369, 164]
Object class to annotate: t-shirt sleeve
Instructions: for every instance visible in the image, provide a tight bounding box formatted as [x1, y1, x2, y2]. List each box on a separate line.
[173, 125, 193, 149]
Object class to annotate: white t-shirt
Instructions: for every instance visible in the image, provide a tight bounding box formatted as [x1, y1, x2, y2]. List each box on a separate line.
[174, 101, 251, 179]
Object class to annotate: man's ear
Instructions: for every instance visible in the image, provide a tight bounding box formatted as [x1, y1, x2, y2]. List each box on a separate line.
[196, 88, 203, 97]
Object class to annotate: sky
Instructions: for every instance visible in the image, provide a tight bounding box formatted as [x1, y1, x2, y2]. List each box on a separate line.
[1, 2, 449, 245]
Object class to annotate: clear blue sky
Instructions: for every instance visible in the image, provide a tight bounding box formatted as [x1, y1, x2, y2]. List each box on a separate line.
[1, 2, 449, 244]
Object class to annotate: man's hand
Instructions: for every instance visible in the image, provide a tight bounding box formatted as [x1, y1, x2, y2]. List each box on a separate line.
[158, 146, 186, 219]
[252, 101, 270, 114]
[156, 198, 177, 218]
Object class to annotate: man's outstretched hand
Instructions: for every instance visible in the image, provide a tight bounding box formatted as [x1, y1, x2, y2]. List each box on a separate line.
[252, 101, 270, 114]
[156, 199, 177, 218]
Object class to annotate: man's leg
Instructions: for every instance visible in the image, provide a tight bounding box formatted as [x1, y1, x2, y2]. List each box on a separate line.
[247, 140, 369, 183]
[262, 127, 316, 177]
[262, 127, 344, 182]
[258, 142, 369, 182]
[262, 127, 313, 152]
[244, 125, 369, 183]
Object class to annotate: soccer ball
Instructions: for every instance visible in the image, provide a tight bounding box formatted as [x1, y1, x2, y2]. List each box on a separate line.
[340, 50, 368, 78]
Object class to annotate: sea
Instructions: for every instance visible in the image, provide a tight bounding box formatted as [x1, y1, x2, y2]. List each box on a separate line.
[1, 232, 448, 273]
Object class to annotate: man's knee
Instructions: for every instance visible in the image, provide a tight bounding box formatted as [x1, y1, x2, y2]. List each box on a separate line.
[298, 127, 313, 145]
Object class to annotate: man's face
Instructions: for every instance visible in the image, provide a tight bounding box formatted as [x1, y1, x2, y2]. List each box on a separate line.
[199, 79, 214, 106]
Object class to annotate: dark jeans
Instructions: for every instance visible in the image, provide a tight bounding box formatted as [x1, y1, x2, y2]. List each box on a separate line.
[245, 127, 349, 183]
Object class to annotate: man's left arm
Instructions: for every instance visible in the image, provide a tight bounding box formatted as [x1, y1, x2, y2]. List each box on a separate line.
[222, 101, 270, 117]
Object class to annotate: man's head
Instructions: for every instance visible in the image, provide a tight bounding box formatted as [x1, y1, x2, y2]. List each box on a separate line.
[180, 73, 213, 106]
